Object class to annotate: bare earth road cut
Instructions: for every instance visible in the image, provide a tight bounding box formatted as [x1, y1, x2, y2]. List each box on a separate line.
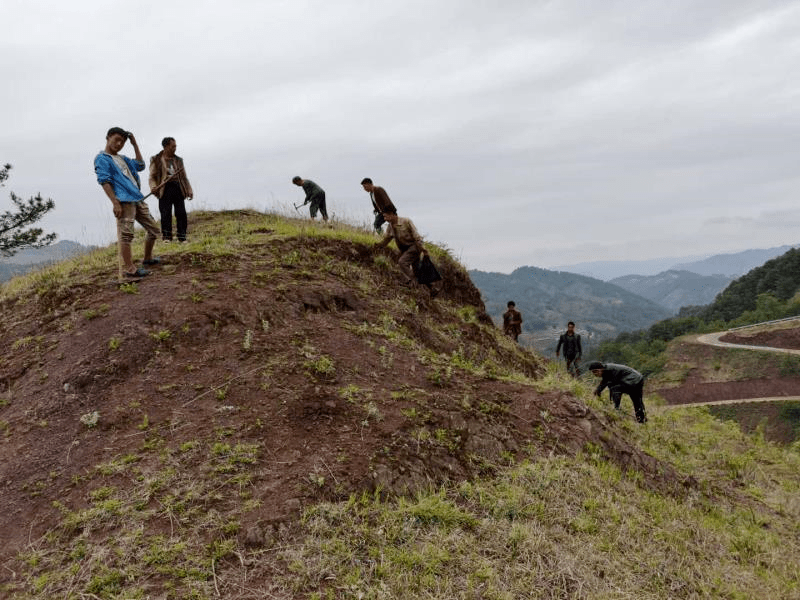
[697, 331, 800, 356]
[657, 319, 800, 411]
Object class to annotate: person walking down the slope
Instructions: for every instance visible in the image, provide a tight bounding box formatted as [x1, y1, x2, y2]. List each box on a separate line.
[373, 211, 429, 287]
[292, 176, 328, 221]
[556, 321, 582, 377]
[361, 178, 396, 233]
[502, 301, 523, 342]
[588, 361, 648, 423]
[149, 137, 194, 242]
[94, 127, 162, 280]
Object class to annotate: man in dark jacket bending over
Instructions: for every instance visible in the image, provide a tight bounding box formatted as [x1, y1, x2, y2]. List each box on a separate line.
[292, 176, 328, 221]
[588, 361, 647, 423]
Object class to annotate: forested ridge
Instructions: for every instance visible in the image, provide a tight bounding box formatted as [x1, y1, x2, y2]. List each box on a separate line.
[597, 247, 800, 374]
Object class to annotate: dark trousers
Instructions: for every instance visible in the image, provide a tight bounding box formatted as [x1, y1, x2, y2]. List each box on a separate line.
[373, 211, 386, 233]
[564, 354, 581, 377]
[397, 246, 421, 284]
[159, 182, 187, 241]
[309, 193, 328, 220]
[609, 382, 647, 423]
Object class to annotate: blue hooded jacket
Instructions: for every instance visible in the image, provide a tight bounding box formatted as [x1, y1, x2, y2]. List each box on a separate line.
[94, 152, 145, 202]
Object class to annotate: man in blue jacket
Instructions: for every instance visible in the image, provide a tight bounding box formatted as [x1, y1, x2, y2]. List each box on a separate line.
[94, 127, 161, 280]
[588, 361, 648, 423]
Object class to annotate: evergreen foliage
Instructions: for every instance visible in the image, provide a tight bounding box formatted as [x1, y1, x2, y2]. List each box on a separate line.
[0, 163, 57, 258]
[596, 247, 800, 373]
[700, 248, 800, 321]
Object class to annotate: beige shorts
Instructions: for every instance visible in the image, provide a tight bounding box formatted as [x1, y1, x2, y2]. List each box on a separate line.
[116, 201, 161, 245]
[116, 201, 160, 278]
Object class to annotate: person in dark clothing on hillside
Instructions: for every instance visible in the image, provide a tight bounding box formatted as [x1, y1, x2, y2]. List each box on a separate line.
[502, 301, 523, 342]
[361, 178, 397, 233]
[588, 361, 648, 423]
[556, 321, 582, 377]
[292, 176, 328, 221]
[149, 137, 194, 242]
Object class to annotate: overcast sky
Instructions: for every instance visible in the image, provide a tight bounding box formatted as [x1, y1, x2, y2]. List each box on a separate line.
[2, 0, 799, 273]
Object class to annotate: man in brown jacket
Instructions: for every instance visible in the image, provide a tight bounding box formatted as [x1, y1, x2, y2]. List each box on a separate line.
[374, 211, 427, 286]
[149, 137, 194, 242]
[361, 178, 397, 233]
[503, 301, 523, 342]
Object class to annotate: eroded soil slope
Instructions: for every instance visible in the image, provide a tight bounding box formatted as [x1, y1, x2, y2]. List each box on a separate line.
[720, 326, 800, 350]
[0, 212, 689, 595]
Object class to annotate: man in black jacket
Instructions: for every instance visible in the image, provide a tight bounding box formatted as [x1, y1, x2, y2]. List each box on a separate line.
[502, 301, 523, 342]
[555, 321, 582, 377]
[588, 361, 648, 423]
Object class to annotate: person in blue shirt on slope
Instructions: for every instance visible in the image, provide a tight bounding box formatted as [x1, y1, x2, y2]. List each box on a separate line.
[94, 127, 162, 280]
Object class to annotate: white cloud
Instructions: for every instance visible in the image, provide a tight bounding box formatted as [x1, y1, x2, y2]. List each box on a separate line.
[2, 0, 799, 272]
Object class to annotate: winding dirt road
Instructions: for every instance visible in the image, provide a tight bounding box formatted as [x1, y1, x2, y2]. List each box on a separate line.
[695, 331, 800, 357]
[659, 321, 800, 410]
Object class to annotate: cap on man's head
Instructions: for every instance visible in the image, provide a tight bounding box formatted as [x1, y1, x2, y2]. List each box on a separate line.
[588, 361, 604, 370]
[361, 177, 373, 185]
[106, 127, 128, 139]
[292, 176, 302, 184]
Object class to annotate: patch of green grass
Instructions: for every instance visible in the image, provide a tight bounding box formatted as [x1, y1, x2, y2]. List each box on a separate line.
[282, 437, 800, 599]
[373, 254, 392, 271]
[83, 304, 110, 320]
[12, 335, 41, 351]
[150, 329, 171, 342]
[304, 355, 336, 377]
[457, 305, 478, 323]
[15, 427, 266, 598]
[338, 384, 362, 403]
[242, 329, 253, 351]
[119, 282, 139, 294]
[426, 365, 452, 387]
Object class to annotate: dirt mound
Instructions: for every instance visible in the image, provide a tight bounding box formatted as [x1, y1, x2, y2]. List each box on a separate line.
[658, 372, 800, 404]
[0, 211, 686, 594]
[720, 326, 800, 350]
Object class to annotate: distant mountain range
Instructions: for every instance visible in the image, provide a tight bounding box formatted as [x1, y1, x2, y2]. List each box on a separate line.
[609, 270, 732, 314]
[671, 245, 798, 277]
[554, 244, 797, 280]
[469, 266, 671, 353]
[0, 240, 91, 283]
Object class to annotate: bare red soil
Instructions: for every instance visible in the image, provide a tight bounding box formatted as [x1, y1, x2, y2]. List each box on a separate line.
[654, 327, 800, 444]
[720, 327, 800, 350]
[657, 373, 800, 405]
[0, 213, 690, 595]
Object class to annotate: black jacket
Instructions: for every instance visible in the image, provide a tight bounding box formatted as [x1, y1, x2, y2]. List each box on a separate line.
[556, 332, 582, 357]
[594, 363, 644, 395]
